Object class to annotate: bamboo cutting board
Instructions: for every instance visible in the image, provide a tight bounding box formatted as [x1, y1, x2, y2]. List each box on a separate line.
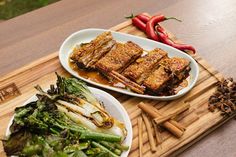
[0, 19, 235, 157]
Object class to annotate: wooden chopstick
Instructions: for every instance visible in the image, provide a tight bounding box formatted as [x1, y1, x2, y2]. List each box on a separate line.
[142, 113, 157, 152]
[138, 116, 143, 157]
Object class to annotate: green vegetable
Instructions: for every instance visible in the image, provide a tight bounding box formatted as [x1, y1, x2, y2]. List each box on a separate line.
[85, 148, 101, 155]
[3, 130, 32, 156]
[69, 150, 87, 157]
[64, 142, 90, 152]
[56, 73, 98, 105]
[2, 74, 128, 156]
[91, 141, 119, 157]
[22, 144, 41, 156]
[100, 141, 122, 155]
[114, 143, 129, 151]
[80, 131, 121, 142]
[37, 74, 127, 140]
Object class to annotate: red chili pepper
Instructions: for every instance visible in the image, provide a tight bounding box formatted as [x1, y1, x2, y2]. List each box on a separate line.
[146, 15, 165, 41]
[157, 31, 196, 54]
[126, 14, 146, 31]
[131, 17, 146, 32]
[126, 13, 150, 23]
[127, 13, 195, 54]
[136, 14, 169, 37]
[146, 15, 181, 41]
[155, 24, 168, 37]
[136, 14, 150, 23]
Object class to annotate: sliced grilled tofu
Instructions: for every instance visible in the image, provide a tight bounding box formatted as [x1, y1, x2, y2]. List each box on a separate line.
[144, 57, 190, 93]
[87, 40, 116, 68]
[123, 48, 167, 84]
[143, 66, 170, 92]
[95, 41, 143, 74]
[162, 57, 190, 80]
[70, 31, 115, 69]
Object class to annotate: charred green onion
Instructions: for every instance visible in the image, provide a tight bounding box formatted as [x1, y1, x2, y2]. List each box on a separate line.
[2, 73, 129, 157]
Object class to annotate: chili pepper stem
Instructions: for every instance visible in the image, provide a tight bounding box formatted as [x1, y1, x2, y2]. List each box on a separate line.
[125, 13, 134, 19]
[165, 17, 182, 22]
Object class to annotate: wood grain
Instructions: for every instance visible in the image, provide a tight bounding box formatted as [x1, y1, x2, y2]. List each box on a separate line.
[0, 1, 236, 156]
[0, 0, 236, 79]
[0, 20, 235, 157]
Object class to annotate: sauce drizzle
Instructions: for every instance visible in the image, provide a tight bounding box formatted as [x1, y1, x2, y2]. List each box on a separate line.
[69, 54, 189, 96]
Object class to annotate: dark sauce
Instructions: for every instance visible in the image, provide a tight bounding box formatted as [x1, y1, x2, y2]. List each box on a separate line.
[69, 59, 189, 96]
[69, 61, 126, 89]
[69, 62, 110, 85]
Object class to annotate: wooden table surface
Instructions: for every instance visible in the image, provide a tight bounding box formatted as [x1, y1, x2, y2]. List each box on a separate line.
[0, 0, 236, 156]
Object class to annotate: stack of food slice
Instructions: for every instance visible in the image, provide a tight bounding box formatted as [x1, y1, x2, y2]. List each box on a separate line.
[70, 32, 116, 69]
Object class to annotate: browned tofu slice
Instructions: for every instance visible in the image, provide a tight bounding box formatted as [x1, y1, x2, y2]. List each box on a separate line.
[143, 66, 170, 92]
[87, 40, 116, 68]
[123, 48, 167, 84]
[95, 41, 143, 74]
[162, 57, 190, 74]
[70, 31, 115, 69]
[161, 57, 190, 80]
[143, 57, 190, 92]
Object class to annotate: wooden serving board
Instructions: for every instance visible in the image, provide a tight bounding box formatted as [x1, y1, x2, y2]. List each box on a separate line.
[0, 19, 235, 157]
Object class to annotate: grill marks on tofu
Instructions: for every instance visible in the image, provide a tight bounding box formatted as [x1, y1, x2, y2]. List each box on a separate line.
[70, 32, 115, 69]
[123, 48, 167, 84]
[144, 57, 190, 93]
[95, 41, 143, 74]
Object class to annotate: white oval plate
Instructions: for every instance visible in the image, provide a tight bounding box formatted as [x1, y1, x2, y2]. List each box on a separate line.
[6, 87, 132, 157]
[59, 28, 199, 100]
